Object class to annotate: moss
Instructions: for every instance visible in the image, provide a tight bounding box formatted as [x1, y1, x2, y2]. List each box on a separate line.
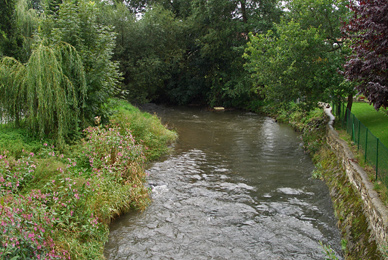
[315, 146, 383, 259]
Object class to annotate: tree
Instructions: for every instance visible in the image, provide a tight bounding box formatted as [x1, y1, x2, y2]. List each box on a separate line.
[100, 4, 185, 103]
[105, 0, 281, 107]
[161, 0, 282, 107]
[0, 42, 86, 147]
[244, 0, 353, 111]
[244, 20, 329, 109]
[39, 0, 121, 122]
[342, 0, 388, 110]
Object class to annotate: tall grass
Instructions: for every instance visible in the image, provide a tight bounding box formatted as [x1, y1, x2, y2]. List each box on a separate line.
[110, 99, 177, 161]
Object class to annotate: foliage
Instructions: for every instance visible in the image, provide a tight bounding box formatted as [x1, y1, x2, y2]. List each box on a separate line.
[110, 99, 177, 161]
[0, 126, 44, 159]
[342, 0, 388, 110]
[39, 0, 121, 123]
[99, 0, 282, 107]
[0, 42, 86, 148]
[244, 20, 329, 110]
[0, 125, 149, 258]
[14, 0, 40, 63]
[0, 99, 175, 258]
[100, 4, 185, 103]
[273, 103, 327, 154]
[0, 0, 20, 58]
[244, 0, 353, 111]
[319, 241, 339, 260]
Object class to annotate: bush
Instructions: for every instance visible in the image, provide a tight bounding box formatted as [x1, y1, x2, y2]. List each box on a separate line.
[110, 99, 177, 161]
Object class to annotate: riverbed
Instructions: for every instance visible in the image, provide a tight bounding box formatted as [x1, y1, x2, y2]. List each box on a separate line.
[104, 105, 342, 260]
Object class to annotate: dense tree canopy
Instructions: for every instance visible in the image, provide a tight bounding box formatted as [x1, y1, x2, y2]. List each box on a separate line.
[244, 0, 353, 110]
[0, 0, 363, 144]
[342, 0, 388, 110]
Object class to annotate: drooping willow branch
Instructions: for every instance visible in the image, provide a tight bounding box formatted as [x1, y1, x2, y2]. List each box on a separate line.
[0, 41, 87, 147]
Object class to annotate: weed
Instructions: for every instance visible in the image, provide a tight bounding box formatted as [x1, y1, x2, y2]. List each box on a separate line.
[320, 241, 339, 260]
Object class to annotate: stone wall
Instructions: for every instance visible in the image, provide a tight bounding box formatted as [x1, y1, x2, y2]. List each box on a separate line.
[324, 106, 388, 248]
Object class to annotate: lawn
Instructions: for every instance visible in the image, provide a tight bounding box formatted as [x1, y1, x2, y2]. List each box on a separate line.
[351, 102, 388, 148]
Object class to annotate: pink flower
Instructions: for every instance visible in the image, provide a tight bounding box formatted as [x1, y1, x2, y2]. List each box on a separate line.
[44, 143, 48, 147]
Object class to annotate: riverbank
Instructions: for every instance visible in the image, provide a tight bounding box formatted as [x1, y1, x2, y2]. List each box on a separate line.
[264, 104, 386, 259]
[0, 99, 177, 259]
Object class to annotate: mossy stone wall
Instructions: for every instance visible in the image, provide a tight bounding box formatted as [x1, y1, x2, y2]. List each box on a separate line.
[324, 107, 388, 257]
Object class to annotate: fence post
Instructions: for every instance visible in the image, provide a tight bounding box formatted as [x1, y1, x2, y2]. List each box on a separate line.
[365, 130, 368, 163]
[358, 120, 361, 149]
[376, 138, 379, 181]
[342, 103, 345, 121]
[352, 114, 356, 142]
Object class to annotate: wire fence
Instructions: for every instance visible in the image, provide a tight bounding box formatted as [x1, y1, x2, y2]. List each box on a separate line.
[330, 102, 388, 187]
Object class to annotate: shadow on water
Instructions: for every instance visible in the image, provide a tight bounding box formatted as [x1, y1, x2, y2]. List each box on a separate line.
[104, 105, 342, 260]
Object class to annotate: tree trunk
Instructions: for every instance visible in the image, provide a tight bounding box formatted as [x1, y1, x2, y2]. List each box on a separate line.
[345, 93, 353, 121]
[240, 1, 248, 24]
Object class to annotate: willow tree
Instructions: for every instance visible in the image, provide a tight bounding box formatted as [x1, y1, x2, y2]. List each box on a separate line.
[0, 41, 86, 147]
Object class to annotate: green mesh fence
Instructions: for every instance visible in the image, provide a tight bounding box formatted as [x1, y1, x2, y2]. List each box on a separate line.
[330, 103, 388, 187]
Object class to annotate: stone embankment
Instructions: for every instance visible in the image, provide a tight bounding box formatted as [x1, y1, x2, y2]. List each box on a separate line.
[323, 104, 388, 250]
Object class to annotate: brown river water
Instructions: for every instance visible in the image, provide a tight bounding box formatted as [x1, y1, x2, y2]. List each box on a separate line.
[104, 105, 342, 260]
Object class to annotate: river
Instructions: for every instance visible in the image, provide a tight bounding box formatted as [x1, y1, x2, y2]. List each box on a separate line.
[104, 105, 342, 260]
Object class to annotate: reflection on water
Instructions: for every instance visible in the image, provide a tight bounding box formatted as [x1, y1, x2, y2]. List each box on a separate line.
[104, 106, 342, 260]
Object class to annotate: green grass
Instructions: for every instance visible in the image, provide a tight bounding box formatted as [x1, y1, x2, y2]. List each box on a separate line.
[110, 98, 178, 161]
[351, 102, 388, 147]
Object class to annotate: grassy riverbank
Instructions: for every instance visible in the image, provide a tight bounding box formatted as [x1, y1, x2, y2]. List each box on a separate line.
[0, 99, 177, 259]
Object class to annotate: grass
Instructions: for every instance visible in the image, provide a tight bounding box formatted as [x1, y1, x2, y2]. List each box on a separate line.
[351, 102, 388, 147]
[110, 99, 177, 161]
[0, 99, 177, 259]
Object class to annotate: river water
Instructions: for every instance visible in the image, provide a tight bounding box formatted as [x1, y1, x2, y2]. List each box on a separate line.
[104, 105, 342, 260]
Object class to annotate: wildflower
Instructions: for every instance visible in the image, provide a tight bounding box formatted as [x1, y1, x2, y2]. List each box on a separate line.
[44, 143, 48, 146]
